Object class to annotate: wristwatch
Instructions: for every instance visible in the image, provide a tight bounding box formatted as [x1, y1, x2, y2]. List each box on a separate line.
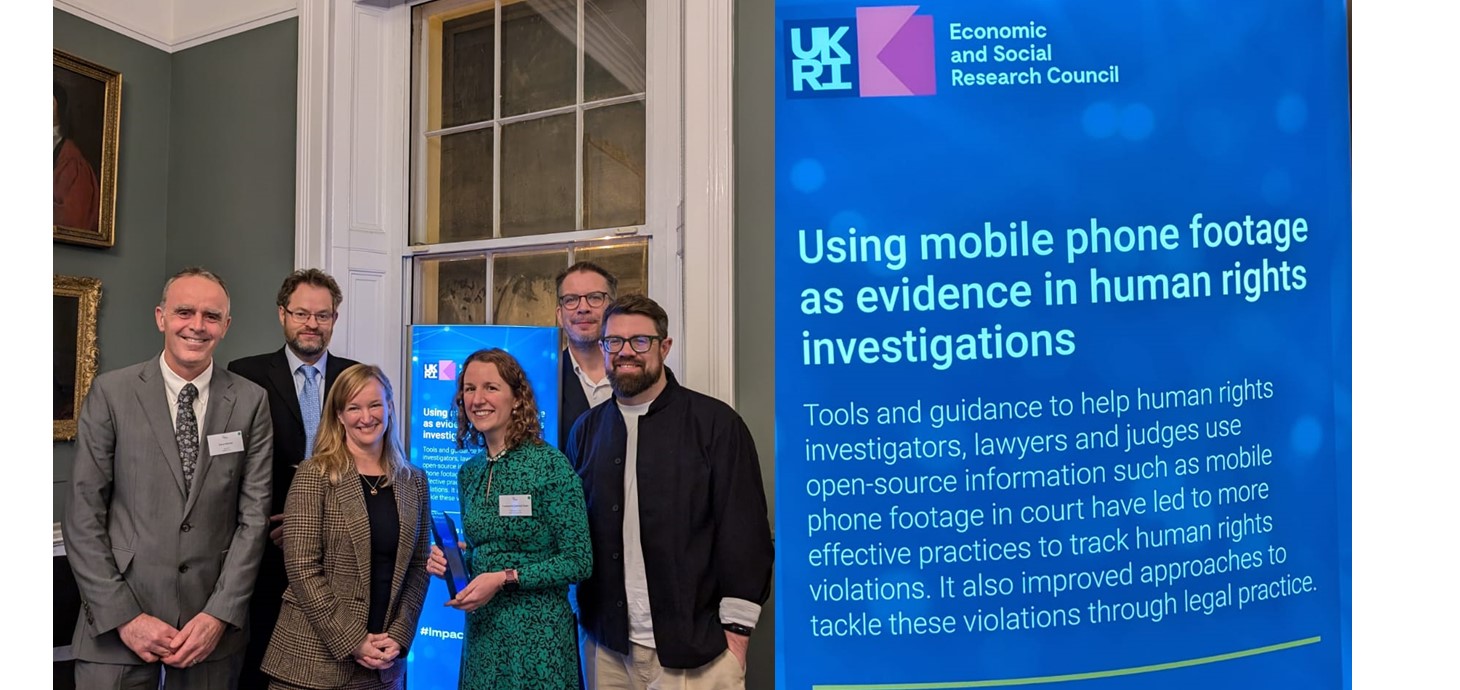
[722, 622, 754, 636]
[502, 568, 520, 592]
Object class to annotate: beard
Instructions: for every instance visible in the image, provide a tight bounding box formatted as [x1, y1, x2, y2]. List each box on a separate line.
[607, 356, 661, 399]
[287, 331, 326, 358]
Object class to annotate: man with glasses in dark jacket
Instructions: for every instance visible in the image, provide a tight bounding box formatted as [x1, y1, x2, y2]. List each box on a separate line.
[555, 261, 618, 451]
[566, 293, 774, 689]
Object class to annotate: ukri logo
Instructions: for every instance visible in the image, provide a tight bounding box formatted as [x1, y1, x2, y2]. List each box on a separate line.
[784, 6, 936, 99]
[786, 19, 858, 97]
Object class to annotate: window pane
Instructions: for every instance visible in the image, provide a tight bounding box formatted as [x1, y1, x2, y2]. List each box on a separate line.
[583, 101, 645, 230]
[437, 128, 495, 242]
[501, 0, 576, 117]
[501, 114, 575, 236]
[441, 10, 495, 127]
[493, 249, 568, 326]
[419, 256, 488, 324]
[576, 240, 648, 297]
[585, 0, 646, 101]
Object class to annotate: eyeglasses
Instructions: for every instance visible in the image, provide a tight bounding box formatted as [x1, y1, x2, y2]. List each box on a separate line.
[599, 335, 663, 354]
[284, 309, 336, 324]
[559, 291, 610, 309]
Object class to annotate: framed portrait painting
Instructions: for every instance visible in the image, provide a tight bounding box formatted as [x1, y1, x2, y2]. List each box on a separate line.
[54, 50, 121, 248]
[55, 275, 101, 441]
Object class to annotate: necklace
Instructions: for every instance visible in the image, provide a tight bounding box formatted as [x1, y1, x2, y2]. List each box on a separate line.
[484, 445, 510, 499]
[361, 474, 385, 496]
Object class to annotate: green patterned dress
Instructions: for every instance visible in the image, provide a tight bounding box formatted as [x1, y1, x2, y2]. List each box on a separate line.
[456, 441, 592, 689]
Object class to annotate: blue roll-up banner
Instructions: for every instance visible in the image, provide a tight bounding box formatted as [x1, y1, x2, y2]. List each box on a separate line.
[403, 325, 561, 689]
[774, 2, 1350, 689]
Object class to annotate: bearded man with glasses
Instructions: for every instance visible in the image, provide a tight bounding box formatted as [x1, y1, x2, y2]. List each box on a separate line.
[227, 268, 360, 688]
[566, 294, 774, 690]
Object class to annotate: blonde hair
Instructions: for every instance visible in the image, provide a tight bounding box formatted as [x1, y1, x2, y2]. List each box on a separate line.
[310, 363, 410, 486]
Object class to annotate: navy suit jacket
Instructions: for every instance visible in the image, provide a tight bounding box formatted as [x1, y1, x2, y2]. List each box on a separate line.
[228, 348, 360, 516]
[559, 347, 592, 452]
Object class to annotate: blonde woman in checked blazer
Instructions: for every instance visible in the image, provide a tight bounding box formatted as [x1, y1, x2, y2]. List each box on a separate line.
[262, 364, 431, 689]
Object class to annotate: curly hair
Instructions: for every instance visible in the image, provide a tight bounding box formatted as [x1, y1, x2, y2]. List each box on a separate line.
[454, 348, 545, 453]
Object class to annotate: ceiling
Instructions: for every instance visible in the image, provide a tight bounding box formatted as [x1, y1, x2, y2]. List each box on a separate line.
[56, 0, 298, 53]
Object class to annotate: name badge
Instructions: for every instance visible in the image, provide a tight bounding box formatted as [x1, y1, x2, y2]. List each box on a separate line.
[499, 494, 532, 517]
[208, 431, 245, 455]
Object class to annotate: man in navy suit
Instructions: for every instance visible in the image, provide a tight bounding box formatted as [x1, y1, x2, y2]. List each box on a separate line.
[227, 269, 359, 687]
[555, 261, 618, 452]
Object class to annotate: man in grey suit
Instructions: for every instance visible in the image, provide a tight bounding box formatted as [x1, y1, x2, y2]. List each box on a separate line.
[65, 267, 273, 689]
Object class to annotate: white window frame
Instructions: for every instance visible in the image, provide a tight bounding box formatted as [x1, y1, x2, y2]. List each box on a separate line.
[296, 0, 734, 404]
[405, 0, 677, 356]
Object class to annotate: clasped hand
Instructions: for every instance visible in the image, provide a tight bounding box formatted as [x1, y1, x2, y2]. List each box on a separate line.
[353, 633, 401, 670]
[119, 612, 225, 668]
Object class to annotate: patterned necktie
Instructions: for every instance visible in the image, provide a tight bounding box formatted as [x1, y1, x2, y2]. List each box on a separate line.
[300, 364, 321, 458]
[177, 383, 199, 491]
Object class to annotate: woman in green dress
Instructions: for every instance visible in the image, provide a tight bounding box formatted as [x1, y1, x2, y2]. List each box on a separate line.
[427, 348, 592, 689]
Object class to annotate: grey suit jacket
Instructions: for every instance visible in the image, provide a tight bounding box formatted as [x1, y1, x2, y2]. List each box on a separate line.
[64, 357, 274, 664]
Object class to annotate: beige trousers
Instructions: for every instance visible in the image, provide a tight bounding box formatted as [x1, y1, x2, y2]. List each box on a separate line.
[581, 633, 745, 690]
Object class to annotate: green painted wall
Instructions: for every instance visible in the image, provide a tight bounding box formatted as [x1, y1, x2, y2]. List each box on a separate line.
[52, 10, 297, 521]
[736, 0, 777, 686]
[168, 19, 298, 367]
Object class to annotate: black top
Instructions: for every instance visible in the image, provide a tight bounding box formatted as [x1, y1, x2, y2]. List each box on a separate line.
[360, 475, 399, 634]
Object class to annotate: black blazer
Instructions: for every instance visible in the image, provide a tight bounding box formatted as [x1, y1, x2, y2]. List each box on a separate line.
[558, 347, 591, 452]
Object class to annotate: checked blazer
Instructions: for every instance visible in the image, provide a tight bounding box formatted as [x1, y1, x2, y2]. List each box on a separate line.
[260, 458, 431, 688]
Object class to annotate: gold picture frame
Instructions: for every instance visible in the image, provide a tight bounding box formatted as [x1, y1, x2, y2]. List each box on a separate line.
[55, 275, 102, 441]
[54, 50, 122, 248]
